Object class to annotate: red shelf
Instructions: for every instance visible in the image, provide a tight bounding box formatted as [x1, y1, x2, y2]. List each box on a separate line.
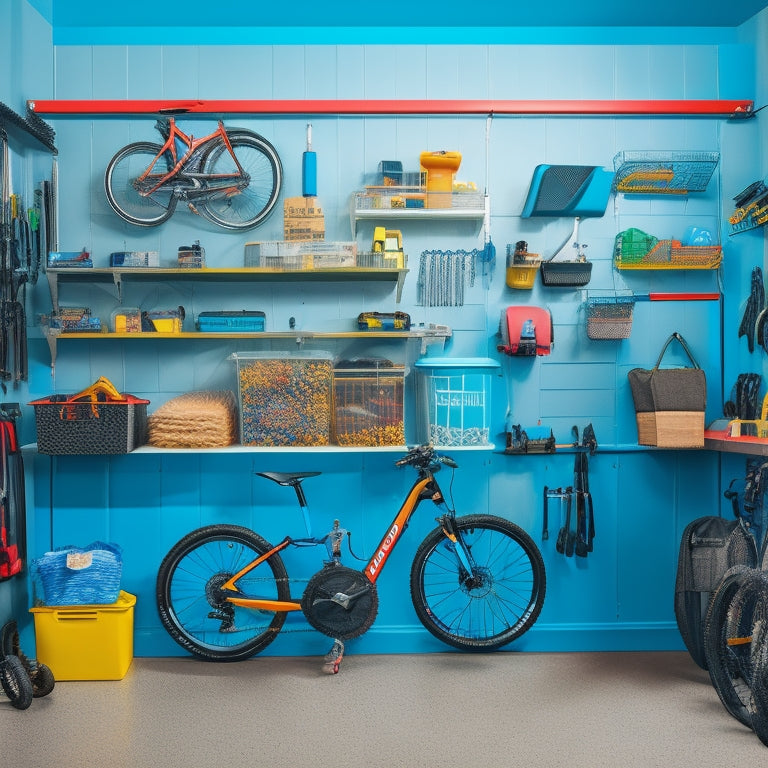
[27, 98, 754, 117]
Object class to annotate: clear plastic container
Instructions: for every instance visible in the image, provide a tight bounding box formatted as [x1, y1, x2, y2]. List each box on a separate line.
[414, 357, 501, 448]
[231, 351, 333, 446]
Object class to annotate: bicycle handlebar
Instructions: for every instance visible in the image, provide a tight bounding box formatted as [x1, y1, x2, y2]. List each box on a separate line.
[395, 444, 458, 471]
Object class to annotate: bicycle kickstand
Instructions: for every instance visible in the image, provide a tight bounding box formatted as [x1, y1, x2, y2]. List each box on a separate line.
[322, 638, 345, 675]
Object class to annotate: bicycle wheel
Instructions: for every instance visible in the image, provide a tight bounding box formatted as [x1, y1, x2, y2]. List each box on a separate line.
[156, 524, 290, 661]
[104, 141, 177, 227]
[410, 514, 546, 651]
[0, 654, 33, 710]
[748, 574, 768, 746]
[703, 565, 763, 729]
[28, 662, 55, 698]
[197, 131, 282, 231]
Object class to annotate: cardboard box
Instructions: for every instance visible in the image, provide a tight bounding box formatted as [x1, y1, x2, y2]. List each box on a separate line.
[284, 195, 325, 241]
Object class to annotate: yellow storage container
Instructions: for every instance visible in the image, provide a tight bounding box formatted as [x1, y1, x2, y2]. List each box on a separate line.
[506, 260, 541, 289]
[30, 591, 136, 681]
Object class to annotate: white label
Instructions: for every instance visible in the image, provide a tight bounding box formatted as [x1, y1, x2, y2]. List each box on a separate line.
[66, 552, 93, 570]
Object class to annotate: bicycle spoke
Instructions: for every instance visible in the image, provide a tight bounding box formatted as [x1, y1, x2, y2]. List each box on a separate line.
[412, 517, 544, 649]
[104, 142, 176, 227]
[198, 132, 282, 230]
[157, 525, 289, 661]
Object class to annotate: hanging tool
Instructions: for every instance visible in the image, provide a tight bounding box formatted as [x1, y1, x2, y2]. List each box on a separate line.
[739, 266, 764, 353]
[479, 115, 496, 282]
[573, 450, 595, 557]
[302, 123, 317, 197]
[544, 425, 597, 558]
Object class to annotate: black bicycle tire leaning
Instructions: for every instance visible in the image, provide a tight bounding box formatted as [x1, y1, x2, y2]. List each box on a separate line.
[104, 141, 177, 227]
[156, 524, 290, 661]
[3, 618, 55, 698]
[747, 572, 768, 747]
[410, 514, 546, 651]
[0, 654, 33, 710]
[703, 565, 762, 729]
[29, 662, 55, 698]
[197, 130, 283, 231]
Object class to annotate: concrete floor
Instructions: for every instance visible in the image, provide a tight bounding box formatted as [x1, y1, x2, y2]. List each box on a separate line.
[1, 651, 766, 768]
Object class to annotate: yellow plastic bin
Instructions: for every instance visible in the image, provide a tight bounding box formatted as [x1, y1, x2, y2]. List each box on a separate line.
[30, 591, 136, 681]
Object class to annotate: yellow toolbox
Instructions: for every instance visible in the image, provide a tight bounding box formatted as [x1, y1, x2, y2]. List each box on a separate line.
[30, 591, 136, 680]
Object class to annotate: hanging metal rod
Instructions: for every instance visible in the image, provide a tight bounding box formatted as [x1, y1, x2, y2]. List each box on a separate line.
[27, 98, 754, 117]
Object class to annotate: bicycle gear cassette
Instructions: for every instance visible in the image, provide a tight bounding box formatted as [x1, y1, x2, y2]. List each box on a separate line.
[301, 564, 379, 641]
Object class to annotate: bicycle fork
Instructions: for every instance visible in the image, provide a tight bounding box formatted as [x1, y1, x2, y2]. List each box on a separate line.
[437, 515, 477, 584]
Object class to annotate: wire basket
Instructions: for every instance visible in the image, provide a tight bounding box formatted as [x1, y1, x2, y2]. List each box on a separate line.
[612, 151, 720, 194]
[586, 297, 635, 340]
[613, 232, 722, 270]
[540, 260, 592, 287]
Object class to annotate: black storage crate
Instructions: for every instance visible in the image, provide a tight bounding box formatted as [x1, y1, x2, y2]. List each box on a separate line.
[30, 395, 149, 455]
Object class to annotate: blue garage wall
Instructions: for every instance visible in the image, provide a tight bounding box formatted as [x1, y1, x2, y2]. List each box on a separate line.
[0, 0, 55, 647]
[8, 8, 768, 656]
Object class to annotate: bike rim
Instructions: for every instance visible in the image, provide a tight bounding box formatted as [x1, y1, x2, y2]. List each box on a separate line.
[164, 537, 284, 654]
[106, 145, 176, 225]
[198, 136, 281, 230]
[419, 525, 540, 643]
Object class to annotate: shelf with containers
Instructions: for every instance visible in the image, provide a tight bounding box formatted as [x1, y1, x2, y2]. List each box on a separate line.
[39, 263, 453, 451]
[41, 265, 432, 368]
[611, 150, 723, 277]
[45, 266, 410, 313]
[350, 189, 486, 237]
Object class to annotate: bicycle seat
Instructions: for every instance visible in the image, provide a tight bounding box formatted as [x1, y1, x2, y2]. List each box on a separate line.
[257, 471, 321, 486]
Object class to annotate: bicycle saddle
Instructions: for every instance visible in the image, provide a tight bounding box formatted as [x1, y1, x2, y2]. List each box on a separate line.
[257, 471, 321, 486]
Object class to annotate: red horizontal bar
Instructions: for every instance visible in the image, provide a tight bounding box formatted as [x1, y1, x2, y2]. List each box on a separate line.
[646, 292, 721, 301]
[27, 98, 754, 117]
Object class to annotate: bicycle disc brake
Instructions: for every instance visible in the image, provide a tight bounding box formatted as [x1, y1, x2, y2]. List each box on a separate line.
[301, 563, 378, 641]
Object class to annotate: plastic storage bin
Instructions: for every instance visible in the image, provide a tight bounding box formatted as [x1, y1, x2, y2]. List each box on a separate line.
[30, 591, 136, 681]
[414, 357, 500, 447]
[332, 362, 406, 446]
[232, 351, 333, 446]
[196, 311, 266, 333]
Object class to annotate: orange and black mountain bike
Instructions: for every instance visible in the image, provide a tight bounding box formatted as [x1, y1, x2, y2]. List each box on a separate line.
[156, 444, 546, 670]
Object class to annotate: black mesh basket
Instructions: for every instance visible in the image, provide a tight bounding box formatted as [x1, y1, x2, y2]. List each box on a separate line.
[540, 260, 593, 288]
[31, 395, 149, 455]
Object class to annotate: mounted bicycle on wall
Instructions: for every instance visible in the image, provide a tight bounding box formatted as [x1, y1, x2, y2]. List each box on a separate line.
[104, 117, 283, 231]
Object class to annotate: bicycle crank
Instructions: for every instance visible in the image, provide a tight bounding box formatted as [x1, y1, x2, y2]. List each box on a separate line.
[301, 563, 379, 641]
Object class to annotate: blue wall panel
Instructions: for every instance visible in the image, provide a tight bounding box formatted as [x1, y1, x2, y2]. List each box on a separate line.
[9, 17, 767, 658]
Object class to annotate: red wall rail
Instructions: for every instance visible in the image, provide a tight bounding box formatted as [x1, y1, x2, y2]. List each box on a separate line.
[27, 98, 754, 117]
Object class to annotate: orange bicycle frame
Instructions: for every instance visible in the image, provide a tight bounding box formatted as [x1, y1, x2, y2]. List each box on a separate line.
[138, 117, 243, 196]
[219, 474, 442, 613]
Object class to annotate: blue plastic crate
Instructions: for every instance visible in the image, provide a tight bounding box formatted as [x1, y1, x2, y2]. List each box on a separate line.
[196, 311, 265, 333]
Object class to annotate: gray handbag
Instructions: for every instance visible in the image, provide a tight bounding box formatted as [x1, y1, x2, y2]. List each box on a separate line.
[628, 332, 706, 447]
